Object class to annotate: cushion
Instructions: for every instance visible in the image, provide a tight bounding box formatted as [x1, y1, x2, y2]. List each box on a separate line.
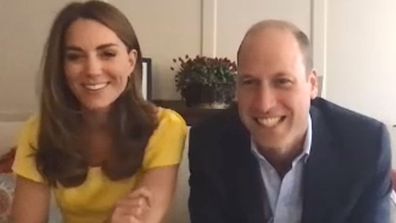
[0, 148, 16, 222]
[0, 173, 15, 221]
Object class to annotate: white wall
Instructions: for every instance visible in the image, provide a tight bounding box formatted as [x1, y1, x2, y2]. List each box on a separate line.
[210, 0, 396, 166]
[1, 1, 395, 165]
[324, 0, 396, 166]
[201, 0, 396, 166]
[109, 0, 202, 100]
[215, 0, 312, 61]
[0, 0, 75, 117]
[326, 0, 396, 124]
[0, 0, 202, 120]
[0, 0, 314, 113]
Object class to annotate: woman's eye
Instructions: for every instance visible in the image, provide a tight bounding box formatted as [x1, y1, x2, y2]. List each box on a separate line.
[65, 53, 82, 61]
[101, 51, 117, 59]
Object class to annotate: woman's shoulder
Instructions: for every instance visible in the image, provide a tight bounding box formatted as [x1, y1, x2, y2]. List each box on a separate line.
[15, 115, 41, 150]
[157, 107, 187, 128]
[20, 114, 40, 134]
[147, 107, 188, 142]
[142, 107, 188, 169]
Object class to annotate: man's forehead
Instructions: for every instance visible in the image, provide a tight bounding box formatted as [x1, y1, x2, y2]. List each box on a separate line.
[238, 29, 302, 63]
[245, 28, 297, 47]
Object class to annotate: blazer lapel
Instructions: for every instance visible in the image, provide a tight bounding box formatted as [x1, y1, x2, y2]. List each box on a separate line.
[221, 113, 268, 223]
[234, 151, 270, 223]
[302, 106, 346, 223]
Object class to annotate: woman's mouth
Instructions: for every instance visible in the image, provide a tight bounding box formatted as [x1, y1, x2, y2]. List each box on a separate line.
[82, 82, 109, 91]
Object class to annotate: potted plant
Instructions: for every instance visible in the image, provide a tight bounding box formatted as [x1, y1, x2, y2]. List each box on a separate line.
[171, 55, 237, 108]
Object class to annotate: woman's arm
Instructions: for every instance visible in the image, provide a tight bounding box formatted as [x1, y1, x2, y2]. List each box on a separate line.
[11, 176, 50, 223]
[137, 165, 178, 223]
[111, 165, 179, 223]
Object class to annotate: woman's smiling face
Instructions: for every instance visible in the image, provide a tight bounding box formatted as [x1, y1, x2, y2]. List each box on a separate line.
[63, 18, 137, 113]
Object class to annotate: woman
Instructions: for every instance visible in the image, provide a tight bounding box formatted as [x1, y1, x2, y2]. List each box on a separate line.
[11, 1, 187, 223]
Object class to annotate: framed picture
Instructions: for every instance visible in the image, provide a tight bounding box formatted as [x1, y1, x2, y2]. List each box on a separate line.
[142, 58, 152, 100]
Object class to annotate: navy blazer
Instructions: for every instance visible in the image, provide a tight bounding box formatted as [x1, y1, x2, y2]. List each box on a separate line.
[188, 98, 392, 223]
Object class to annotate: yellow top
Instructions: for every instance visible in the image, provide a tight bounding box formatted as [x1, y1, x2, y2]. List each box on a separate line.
[12, 108, 187, 223]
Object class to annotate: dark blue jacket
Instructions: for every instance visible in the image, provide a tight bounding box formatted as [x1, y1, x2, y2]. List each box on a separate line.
[189, 97, 392, 223]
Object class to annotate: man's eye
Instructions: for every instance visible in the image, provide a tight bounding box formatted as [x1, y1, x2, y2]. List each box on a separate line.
[244, 80, 254, 85]
[239, 79, 255, 85]
[276, 78, 292, 86]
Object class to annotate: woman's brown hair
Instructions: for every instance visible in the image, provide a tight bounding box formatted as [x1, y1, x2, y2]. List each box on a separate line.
[36, 0, 158, 187]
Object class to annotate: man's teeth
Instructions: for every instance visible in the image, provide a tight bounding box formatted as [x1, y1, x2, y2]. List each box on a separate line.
[257, 117, 281, 127]
[84, 83, 107, 90]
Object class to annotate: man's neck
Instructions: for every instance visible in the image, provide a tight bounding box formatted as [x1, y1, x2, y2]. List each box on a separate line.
[258, 145, 304, 178]
[256, 130, 307, 178]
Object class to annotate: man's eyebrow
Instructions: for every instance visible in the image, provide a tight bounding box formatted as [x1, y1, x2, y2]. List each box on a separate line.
[238, 73, 255, 79]
[273, 72, 290, 77]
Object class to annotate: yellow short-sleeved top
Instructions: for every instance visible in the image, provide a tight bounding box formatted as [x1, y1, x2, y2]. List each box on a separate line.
[12, 108, 187, 223]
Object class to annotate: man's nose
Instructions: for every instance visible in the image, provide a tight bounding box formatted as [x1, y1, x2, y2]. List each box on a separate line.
[252, 87, 277, 113]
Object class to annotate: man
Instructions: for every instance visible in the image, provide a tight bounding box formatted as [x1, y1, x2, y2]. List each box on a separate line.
[188, 20, 392, 223]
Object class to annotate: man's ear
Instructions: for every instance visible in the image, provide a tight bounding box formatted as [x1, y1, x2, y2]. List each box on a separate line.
[128, 49, 138, 75]
[309, 69, 319, 99]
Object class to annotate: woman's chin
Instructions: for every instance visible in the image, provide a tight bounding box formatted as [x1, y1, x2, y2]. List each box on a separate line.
[81, 104, 112, 114]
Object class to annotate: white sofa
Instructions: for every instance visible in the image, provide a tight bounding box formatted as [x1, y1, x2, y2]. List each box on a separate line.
[3, 120, 396, 222]
[167, 132, 190, 223]
[0, 121, 25, 157]
[0, 119, 190, 223]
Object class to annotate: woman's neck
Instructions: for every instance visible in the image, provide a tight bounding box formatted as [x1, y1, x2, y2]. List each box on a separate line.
[82, 109, 110, 130]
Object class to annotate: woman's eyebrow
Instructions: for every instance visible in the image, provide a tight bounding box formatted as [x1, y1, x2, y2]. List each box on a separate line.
[64, 43, 119, 51]
[97, 43, 118, 50]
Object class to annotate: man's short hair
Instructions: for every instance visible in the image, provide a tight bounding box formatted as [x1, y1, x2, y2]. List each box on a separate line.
[237, 20, 313, 74]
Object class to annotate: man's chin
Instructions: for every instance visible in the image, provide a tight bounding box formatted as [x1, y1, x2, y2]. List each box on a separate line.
[252, 137, 285, 151]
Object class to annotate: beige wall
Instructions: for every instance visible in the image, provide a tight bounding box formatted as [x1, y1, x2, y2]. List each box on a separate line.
[0, 0, 75, 117]
[0, 0, 314, 114]
[324, 0, 396, 166]
[0, 0, 201, 118]
[1, 1, 395, 165]
[0, 0, 315, 118]
[109, 0, 202, 100]
[325, 0, 396, 124]
[215, 0, 312, 61]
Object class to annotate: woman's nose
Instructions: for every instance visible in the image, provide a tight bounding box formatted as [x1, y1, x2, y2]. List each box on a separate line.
[84, 56, 102, 76]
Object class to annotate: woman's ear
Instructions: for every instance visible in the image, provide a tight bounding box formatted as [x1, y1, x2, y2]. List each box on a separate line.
[128, 49, 138, 75]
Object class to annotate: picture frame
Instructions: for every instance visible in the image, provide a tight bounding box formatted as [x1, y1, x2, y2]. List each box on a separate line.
[141, 57, 152, 100]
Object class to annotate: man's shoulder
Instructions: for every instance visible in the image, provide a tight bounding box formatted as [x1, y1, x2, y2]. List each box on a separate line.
[311, 97, 384, 130]
[310, 97, 389, 161]
[308, 98, 391, 223]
